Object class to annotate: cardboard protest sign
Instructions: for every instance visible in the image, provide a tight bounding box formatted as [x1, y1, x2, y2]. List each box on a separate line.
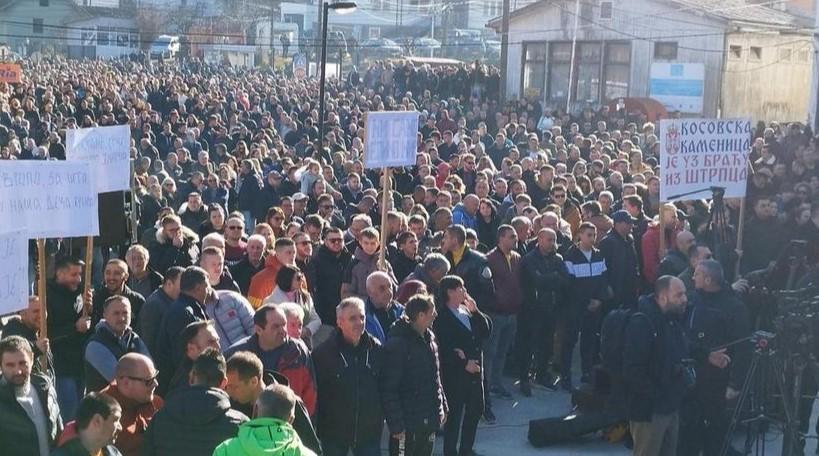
[0, 229, 28, 316]
[660, 118, 751, 201]
[66, 125, 131, 193]
[0, 161, 99, 238]
[364, 111, 419, 169]
[0, 63, 22, 83]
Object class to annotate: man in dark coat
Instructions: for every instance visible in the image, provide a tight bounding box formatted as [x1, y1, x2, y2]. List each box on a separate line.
[599, 210, 640, 310]
[441, 225, 495, 312]
[381, 295, 447, 456]
[0, 335, 63, 456]
[623, 277, 691, 456]
[156, 266, 210, 395]
[148, 214, 200, 275]
[307, 227, 352, 344]
[142, 348, 248, 456]
[518, 228, 571, 395]
[313, 298, 385, 455]
[47, 257, 92, 421]
[90, 259, 146, 329]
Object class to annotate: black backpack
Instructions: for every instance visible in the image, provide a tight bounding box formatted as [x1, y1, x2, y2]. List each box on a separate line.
[600, 308, 656, 378]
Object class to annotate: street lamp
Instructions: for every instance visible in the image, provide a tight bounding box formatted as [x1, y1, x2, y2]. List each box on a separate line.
[318, 0, 357, 143]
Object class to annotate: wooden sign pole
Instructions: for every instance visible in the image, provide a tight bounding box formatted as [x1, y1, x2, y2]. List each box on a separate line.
[36, 239, 47, 338]
[378, 167, 393, 271]
[82, 236, 93, 317]
[734, 197, 747, 279]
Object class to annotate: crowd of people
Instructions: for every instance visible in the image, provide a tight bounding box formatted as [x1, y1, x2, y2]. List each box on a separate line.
[0, 54, 817, 456]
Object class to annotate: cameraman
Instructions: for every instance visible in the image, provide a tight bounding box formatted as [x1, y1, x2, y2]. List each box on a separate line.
[623, 275, 690, 456]
[679, 259, 748, 456]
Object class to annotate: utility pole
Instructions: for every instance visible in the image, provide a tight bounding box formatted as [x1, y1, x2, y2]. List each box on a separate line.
[270, 0, 276, 71]
[316, 0, 324, 76]
[499, 0, 510, 101]
[566, 0, 580, 113]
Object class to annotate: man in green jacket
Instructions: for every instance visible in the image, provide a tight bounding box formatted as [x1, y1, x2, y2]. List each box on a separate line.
[213, 384, 316, 456]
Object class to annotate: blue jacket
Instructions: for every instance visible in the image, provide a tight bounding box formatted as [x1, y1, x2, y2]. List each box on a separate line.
[451, 203, 478, 230]
[365, 299, 404, 344]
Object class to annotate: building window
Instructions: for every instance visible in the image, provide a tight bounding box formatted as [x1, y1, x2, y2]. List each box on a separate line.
[117, 31, 129, 47]
[546, 40, 630, 107]
[97, 26, 110, 46]
[604, 42, 630, 101]
[575, 42, 602, 103]
[654, 42, 677, 60]
[729, 45, 742, 59]
[33, 18, 43, 34]
[548, 42, 572, 103]
[130, 32, 140, 48]
[798, 48, 810, 63]
[778, 47, 792, 62]
[600, 2, 613, 19]
[40, 0, 49, 6]
[750, 46, 762, 60]
[522, 41, 547, 98]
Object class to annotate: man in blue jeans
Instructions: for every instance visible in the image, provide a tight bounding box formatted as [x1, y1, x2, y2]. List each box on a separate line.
[47, 256, 93, 421]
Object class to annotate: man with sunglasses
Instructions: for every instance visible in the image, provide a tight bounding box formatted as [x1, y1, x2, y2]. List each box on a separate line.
[308, 227, 353, 348]
[223, 216, 247, 268]
[98, 354, 163, 456]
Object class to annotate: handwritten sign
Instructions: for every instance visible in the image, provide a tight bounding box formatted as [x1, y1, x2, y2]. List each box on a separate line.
[0, 63, 22, 83]
[66, 125, 131, 193]
[364, 111, 419, 169]
[660, 118, 751, 201]
[0, 161, 99, 238]
[0, 229, 29, 315]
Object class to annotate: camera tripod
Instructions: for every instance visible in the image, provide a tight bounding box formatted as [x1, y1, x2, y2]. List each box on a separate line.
[720, 335, 797, 456]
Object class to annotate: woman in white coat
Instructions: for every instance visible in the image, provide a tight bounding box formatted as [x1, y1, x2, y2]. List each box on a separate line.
[263, 264, 322, 347]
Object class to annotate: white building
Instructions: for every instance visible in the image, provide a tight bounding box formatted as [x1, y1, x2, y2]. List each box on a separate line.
[488, 0, 808, 118]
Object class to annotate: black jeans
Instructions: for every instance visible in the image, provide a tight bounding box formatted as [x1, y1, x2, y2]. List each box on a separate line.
[517, 304, 555, 381]
[443, 378, 484, 456]
[678, 388, 728, 456]
[388, 430, 435, 456]
[560, 308, 602, 382]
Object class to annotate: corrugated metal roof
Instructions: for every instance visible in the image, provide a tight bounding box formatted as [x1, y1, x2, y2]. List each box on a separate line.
[669, 0, 807, 27]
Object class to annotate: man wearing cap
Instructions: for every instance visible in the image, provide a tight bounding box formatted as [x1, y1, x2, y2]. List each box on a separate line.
[599, 210, 640, 310]
[293, 193, 310, 220]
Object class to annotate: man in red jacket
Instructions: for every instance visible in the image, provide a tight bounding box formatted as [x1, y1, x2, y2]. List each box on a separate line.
[484, 225, 522, 402]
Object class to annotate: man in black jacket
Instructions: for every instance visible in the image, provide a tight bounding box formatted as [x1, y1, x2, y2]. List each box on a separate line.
[0, 335, 63, 456]
[679, 260, 749, 456]
[381, 295, 447, 456]
[518, 228, 570, 395]
[3, 296, 54, 380]
[313, 297, 384, 455]
[599, 210, 640, 310]
[224, 352, 321, 454]
[229, 234, 266, 295]
[561, 222, 611, 389]
[623, 276, 690, 456]
[441, 225, 495, 312]
[143, 348, 248, 456]
[91, 259, 146, 329]
[47, 256, 92, 421]
[307, 227, 352, 346]
[156, 266, 210, 394]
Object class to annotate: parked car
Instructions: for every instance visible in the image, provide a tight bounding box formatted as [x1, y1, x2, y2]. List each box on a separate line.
[360, 38, 402, 60]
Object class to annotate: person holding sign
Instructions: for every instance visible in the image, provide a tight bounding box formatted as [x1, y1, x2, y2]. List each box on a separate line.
[3, 296, 54, 380]
[47, 257, 93, 422]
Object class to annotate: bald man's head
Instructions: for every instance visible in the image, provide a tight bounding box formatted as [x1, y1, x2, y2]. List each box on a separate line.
[115, 353, 157, 404]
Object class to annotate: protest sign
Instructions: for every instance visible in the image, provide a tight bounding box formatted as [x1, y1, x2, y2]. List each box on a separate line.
[66, 124, 131, 193]
[659, 118, 751, 202]
[0, 229, 28, 315]
[364, 111, 419, 169]
[0, 161, 99, 239]
[0, 63, 22, 83]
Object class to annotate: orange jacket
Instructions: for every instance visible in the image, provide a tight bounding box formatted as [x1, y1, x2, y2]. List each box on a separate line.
[246, 255, 284, 308]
